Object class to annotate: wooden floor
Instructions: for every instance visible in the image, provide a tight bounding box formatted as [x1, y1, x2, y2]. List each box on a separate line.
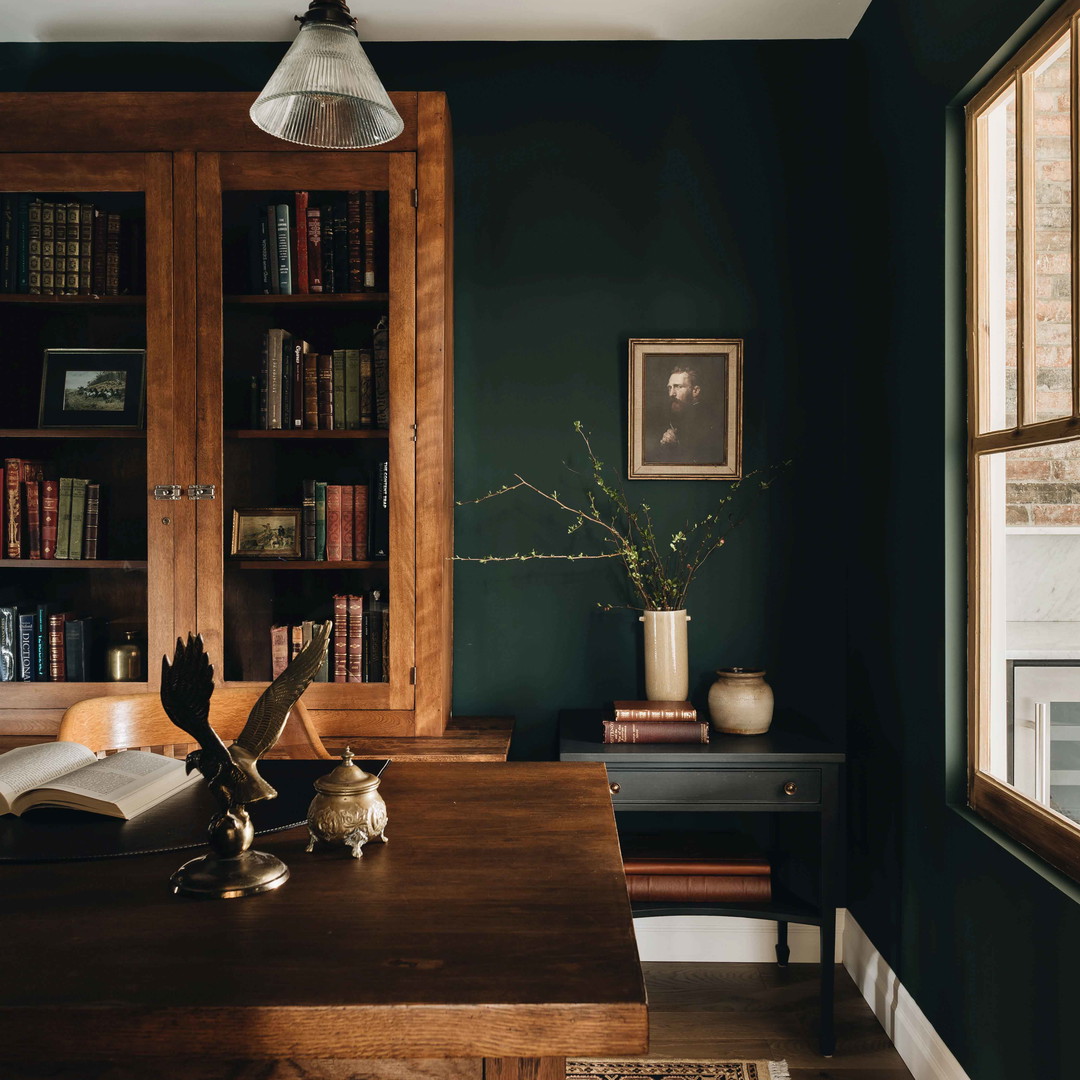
[641, 962, 914, 1080]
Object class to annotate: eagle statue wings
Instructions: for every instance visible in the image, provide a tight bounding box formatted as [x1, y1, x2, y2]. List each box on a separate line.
[160, 622, 331, 810]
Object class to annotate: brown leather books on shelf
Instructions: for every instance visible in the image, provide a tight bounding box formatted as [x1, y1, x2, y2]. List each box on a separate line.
[612, 699, 698, 721]
[625, 874, 771, 903]
[603, 719, 708, 743]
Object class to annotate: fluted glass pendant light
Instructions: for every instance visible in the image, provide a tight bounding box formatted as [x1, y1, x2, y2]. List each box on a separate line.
[250, 0, 404, 149]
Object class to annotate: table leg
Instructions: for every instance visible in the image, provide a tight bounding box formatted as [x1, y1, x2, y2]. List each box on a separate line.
[486, 1058, 566, 1080]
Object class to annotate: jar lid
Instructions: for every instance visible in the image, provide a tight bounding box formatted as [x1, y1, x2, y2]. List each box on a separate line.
[715, 667, 765, 677]
[313, 746, 380, 795]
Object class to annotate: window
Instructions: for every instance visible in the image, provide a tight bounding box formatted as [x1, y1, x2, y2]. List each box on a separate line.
[967, 0, 1080, 879]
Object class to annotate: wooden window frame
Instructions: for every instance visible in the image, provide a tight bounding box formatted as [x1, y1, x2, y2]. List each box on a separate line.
[967, 0, 1080, 880]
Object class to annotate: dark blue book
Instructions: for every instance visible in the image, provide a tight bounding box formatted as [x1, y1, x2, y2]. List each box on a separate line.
[1, 194, 15, 292]
[368, 460, 389, 559]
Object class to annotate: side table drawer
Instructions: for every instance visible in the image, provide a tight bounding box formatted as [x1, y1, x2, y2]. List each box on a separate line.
[606, 767, 822, 808]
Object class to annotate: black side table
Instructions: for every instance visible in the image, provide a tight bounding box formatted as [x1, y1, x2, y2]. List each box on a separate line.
[558, 709, 845, 1056]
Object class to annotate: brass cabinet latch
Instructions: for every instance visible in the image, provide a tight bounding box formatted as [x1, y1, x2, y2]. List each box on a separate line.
[153, 485, 182, 500]
[187, 485, 216, 500]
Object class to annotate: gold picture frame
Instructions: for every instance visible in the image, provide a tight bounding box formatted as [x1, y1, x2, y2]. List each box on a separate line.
[230, 507, 302, 559]
[628, 338, 743, 480]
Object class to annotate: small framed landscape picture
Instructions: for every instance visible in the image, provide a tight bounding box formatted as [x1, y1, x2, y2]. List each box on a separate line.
[38, 348, 147, 429]
[628, 338, 743, 480]
[231, 508, 302, 559]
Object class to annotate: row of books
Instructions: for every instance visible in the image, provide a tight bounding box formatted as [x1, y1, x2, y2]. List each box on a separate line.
[0, 607, 108, 682]
[254, 190, 381, 296]
[602, 699, 709, 744]
[3, 460, 102, 560]
[257, 319, 389, 431]
[0, 195, 143, 296]
[270, 591, 388, 683]
[301, 469, 388, 562]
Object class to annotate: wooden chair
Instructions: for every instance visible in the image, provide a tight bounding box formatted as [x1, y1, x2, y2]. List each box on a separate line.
[57, 687, 333, 760]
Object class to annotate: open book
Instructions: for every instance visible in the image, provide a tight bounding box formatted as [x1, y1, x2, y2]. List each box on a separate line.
[0, 741, 201, 820]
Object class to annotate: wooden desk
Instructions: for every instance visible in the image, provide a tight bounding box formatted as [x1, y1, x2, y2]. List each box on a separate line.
[324, 715, 514, 761]
[559, 710, 844, 1056]
[0, 761, 646, 1078]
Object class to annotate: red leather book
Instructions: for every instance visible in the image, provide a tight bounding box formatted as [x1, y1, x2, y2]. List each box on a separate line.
[305, 206, 323, 293]
[325, 484, 343, 562]
[352, 485, 369, 560]
[5, 457, 21, 557]
[346, 593, 363, 683]
[293, 191, 309, 293]
[625, 874, 771, 904]
[41, 479, 58, 560]
[613, 700, 698, 722]
[346, 190, 363, 292]
[81, 481, 100, 559]
[332, 594, 348, 682]
[602, 720, 709, 744]
[48, 612, 74, 681]
[341, 485, 354, 561]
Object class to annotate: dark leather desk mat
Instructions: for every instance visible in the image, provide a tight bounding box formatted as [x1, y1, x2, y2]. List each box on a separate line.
[0, 758, 387, 863]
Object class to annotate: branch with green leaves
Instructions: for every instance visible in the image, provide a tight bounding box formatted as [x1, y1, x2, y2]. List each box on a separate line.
[455, 422, 788, 611]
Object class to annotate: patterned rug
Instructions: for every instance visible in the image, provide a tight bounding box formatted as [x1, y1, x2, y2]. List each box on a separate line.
[567, 1060, 790, 1080]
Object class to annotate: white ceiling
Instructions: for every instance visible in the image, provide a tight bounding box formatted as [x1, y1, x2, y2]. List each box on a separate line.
[2, 1, 873, 43]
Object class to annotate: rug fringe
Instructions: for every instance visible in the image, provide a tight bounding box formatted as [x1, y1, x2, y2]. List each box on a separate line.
[766, 1062, 790, 1080]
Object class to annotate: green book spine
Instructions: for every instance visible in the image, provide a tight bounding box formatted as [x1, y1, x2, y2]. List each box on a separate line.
[332, 349, 347, 431]
[315, 481, 327, 561]
[68, 479, 89, 561]
[55, 477, 73, 560]
[345, 348, 360, 430]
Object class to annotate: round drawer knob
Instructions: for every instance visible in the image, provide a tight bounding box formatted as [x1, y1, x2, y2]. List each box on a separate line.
[783, 781, 798, 796]
[609, 782, 621, 795]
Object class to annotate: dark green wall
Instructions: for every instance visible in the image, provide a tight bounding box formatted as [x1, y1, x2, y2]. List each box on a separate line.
[0, 39, 849, 760]
[850, 0, 1080, 1076]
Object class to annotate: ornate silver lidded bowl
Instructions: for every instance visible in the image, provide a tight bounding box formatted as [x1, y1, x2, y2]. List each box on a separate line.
[306, 747, 388, 858]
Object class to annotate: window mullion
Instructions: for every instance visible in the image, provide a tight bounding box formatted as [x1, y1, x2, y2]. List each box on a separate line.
[1019, 69, 1036, 427]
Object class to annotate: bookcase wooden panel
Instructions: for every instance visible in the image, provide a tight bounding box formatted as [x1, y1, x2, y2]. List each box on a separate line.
[0, 94, 453, 741]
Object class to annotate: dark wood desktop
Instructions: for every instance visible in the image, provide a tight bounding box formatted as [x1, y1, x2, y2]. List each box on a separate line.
[0, 761, 647, 1078]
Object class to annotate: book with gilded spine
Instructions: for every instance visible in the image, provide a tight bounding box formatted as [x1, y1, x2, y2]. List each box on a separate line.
[293, 191, 309, 294]
[613, 700, 698, 722]
[301, 478, 317, 561]
[23, 478, 41, 559]
[602, 720, 709, 744]
[373, 316, 390, 429]
[341, 484, 354, 562]
[625, 874, 771, 904]
[347, 190, 363, 292]
[305, 206, 323, 293]
[352, 484, 369, 560]
[82, 482, 101, 559]
[325, 484, 343, 562]
[47, 612, 74, 681]
[346, 593, 363, 682]
[68, 478, 89, 562]
[41, 480, 58, 559]
[363, 189, 376, 288]
[332, 594, 348, 682]
[5, 457, 21, 556]
[317, 352, 334, 430]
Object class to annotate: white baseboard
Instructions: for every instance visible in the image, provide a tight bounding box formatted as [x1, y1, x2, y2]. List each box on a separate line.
[842, 911, 970, 1080]
[633, 910, 846, 963]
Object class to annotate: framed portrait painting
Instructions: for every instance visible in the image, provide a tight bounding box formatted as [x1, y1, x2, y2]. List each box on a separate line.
[38, 348, 147, 429]
[628, 338, 743, 480]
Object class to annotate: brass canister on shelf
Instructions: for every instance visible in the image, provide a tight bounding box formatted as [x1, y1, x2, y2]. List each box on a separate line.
[306, 747, 388, 858]
[105, 631, 143, 682]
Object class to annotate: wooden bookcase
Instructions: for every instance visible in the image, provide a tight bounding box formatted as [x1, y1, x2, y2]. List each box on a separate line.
[0, 92, 453, 741]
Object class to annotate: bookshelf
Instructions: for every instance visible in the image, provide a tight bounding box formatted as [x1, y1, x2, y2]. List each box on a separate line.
[0, 92, 453, 740]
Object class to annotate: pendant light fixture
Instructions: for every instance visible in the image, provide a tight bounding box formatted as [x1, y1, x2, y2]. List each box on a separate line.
[250, 0, 404, 149]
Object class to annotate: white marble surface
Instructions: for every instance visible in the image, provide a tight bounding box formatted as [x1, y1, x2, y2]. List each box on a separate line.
[1006, 532, 1080, 621]
[1007, 621, 1080, 659]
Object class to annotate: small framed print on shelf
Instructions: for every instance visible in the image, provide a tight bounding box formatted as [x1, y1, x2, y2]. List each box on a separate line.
[628, 338, 743, 480]
[231, 508, 302, 559]
[38, 348, 147, 429]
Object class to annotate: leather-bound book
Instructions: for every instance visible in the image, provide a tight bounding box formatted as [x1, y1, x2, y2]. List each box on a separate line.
[82, 481, 101, 559]
[341, 485, 354, 561]
[291, 339, 307, 429]
[317, 352, 334, 431]
[621, 831, 771, 877]
[602, 720, 709, 744]
[293, 191, 309, 294]
[325, 484, 343, 562]
[91, 207, 107, 295]
[78, 201, 93, 294]
[320, 201, 335, 292]
[346, 190, 363, 292]
[613, 700, 698, 722]
[332, 594, 348, 682]
[48, 612, 74, 681]
[303, 347, 319, 429]
[104, 211, 121, 296]
[5, 457, 21, 557]
[305, 206, 323, 293]
[301, 479, 317, 561]
[373, 316, 390, 429]
[23, 479, 41, 559]
[363, 190, 376, 288]
[346, 593, 363, 683]
[68, 478, 89, 561]
[625, 875, 771, 904]
[352, 484, 368, 560]
[359, 346, 374, 428]
[41, 479, 59, 560]
[314, 481, 327, 561]
[345, 347, 361, 430]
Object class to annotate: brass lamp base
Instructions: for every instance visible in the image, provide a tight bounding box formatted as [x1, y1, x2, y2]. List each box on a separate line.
[172, 806, 289, 899]
[171, 849, 290, 899]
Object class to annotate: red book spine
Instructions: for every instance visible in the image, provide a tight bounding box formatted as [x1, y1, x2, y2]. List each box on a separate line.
[0, 466, 4, 559]
[325, 484, 342, 561]
[347, 190, 363, 292]
[270, 624, 289, 679]
[5, 457, 21, 557]
[293, 191, 309, 293]
[306, 206, 323, 293]
[602, 720, 710, 744]
[341, 485, 354, 561]
[23, 480, 41, 559]
[363, 190, 375, 288]
[41, 479, 59, 559]
[48, 612, 72, 681]
[352, 484, 369, 560]
[332, 594, 348, 682]
[82, 481, 100, 559]
[625, 875, 772, 904]
[346, 593, 363, 682]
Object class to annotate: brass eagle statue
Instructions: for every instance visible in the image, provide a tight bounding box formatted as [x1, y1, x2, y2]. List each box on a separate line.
[161, 622, 332, 898]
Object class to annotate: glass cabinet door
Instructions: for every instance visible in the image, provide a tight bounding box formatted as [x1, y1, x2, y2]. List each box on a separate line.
[0, 153, 181, 703]
[194, 151, 416, 724]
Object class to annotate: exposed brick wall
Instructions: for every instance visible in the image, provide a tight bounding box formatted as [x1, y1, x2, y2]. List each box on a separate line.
[1004, 48, 1080, 526]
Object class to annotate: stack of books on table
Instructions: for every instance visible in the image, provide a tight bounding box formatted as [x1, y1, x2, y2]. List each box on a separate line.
[602, 700, 709, 744]
[620, 832, 772, 904]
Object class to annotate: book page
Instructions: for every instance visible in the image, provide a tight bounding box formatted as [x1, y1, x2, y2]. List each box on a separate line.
[0, 742, 98, 814]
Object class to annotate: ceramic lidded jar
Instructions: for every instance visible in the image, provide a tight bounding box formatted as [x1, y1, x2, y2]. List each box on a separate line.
[305, 747, 388, 858]
[707, 668, 774, 735]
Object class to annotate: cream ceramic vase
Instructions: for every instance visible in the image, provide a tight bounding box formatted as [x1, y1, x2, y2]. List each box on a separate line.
[639, 609, 691, 701]
[708, 668, 774, 735]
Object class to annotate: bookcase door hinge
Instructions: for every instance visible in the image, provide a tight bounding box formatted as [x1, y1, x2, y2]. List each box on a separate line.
[410, 666, 417, 685]
[411, 188, 418, 208]
[153, 485, 182, 500]
[187, 484, 216, 500]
